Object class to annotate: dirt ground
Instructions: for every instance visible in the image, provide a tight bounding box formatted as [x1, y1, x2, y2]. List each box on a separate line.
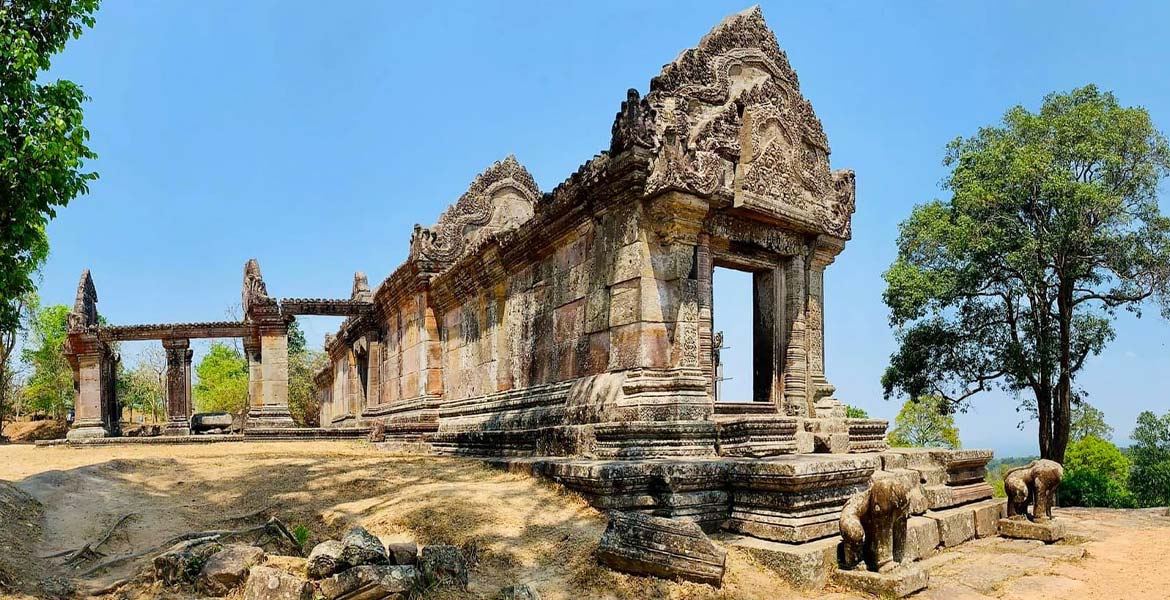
[0, 441, 1167, 600]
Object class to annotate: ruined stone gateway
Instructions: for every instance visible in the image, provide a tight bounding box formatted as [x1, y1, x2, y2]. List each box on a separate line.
[62, 8, 1006, 591]
[320, 7, 860, 457]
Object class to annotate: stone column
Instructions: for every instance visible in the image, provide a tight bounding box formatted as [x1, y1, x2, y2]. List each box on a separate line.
[247, 326, 295, 428]
[244, 338, 263, 410]
[162, 338, 191, 436]
[184, 348, 194, 417]
[782, 252, 810, 417]
[66, 350, 111, 439]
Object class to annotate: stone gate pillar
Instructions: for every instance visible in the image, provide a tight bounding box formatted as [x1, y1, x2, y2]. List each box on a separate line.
[163, 338, 192, 436]
[247, 324, 296, 428]
[242, 258, 296, 429]
[67, 350, 112, 439]
[64, 269, 117, 439]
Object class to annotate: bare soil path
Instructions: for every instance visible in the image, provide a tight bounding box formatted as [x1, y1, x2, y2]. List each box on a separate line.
[0, 441, 1166, 599]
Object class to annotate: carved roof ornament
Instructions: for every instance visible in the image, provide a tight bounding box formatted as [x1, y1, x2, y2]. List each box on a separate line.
[610, 88, 657, 155]
[351, 272, 372, 302]
[617, 6, 853, 239]
[241, 258, 273, 319]
[67, 269, 99, 332]
[409, 155, 541, 271]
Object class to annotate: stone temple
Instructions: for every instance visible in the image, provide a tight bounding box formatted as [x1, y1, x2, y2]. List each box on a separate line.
[63, 7, 1008, 591]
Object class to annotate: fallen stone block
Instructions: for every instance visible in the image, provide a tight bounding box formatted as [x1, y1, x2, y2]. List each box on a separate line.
[831, 565, 929, 598]
[998, 518, 1066, 543]
[386, 541, 418, 566]
[307, 540, 347, 579]
[316, 565, 418, 600]
[719, 534, 837, 589]
[340, 527, 388, 567]
[154, 538, 224, 586]
[197, 544, 267, 596]
[905, 516, 940, 562]
[927, 505, 975, 547]
[419, 544, 469, 588]
[596, 512, 726, 587]
[243, 565, 314, 600]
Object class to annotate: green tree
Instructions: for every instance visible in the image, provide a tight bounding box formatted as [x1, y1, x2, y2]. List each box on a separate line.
[1, 1, 100, 334]
[1070, 401, 1113, 442]
[1128, 410, 1170, 507]
[287, 321, 325, 427]
[0, 292, 35, 439]
[888, 395, 961, 449]
[192, 343, 248, 414]
[845, 405, 869, 419]
[1058, 434, 1134, 507]
[882, 85, 1170, 462]
[21, 303, 73, 419]
[118, 347, 165, 423]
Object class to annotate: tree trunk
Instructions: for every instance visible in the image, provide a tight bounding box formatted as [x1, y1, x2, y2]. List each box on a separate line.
[1036, 386, 1053, 459]
[1051, 283, 1075, 463]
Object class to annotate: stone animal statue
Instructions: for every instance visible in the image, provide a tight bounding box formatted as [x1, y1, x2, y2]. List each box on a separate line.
[839, 474, 911, 572]
[1004, 459, 1064, 522]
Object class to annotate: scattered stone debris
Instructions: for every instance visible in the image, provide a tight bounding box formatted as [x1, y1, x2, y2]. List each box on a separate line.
[419, 544, 470, 588]
[339, 526, 389, 567]
[317, 564, 418, 600]
[196, 544, 267, 596]
[153, 538, 224, 587]
[244, 565, 314, 600]
[307, 539, 347, 579]
[386, 541, 418, 566]
[499, 582, 542, 600]
[596, 512, 727, 587]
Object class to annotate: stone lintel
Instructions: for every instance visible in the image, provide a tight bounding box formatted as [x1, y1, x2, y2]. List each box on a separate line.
[831, 565, 929, 598]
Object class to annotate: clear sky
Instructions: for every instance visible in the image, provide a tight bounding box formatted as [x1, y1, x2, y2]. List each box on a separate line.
[35, 1, 1170, 456]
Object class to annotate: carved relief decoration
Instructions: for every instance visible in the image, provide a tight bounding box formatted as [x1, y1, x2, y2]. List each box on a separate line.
[703, 213, 806, 256]
[242, 258, 273, 317]
[352, 271, 372, 302]
[409, 156, 540, 271]
[628, 7, 851, 239]
[68, 269, 98, 332]
[822, 169, 856, 239]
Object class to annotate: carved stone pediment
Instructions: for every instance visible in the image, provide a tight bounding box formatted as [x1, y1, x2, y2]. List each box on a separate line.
[409, 155, 541, 271]
[624, 7, 853, 239]
[68, 269, 99, 332]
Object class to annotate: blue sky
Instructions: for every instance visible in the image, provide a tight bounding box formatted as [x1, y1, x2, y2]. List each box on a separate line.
[35, 1, 1169, 456]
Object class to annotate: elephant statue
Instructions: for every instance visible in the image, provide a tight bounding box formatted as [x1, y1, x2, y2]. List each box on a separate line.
[1004, 459, 1064, 522]
[840, 473, 911, 572]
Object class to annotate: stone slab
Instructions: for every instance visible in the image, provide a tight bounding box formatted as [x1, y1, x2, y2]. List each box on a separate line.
[927, 505, 976, 547]
[717, 534, 838, 590]
[970, 499, 1006, 538]
[998, 518, 1066, 543]
[905, 516, 941, 562]
[831, 565, 929, 598]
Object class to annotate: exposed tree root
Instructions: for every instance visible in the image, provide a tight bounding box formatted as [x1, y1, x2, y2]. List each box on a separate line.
[41, 513, 137, 567]
[79, 517, 299, 578]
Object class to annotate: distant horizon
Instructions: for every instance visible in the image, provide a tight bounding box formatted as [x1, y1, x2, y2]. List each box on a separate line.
[26, 0, 1170, 457]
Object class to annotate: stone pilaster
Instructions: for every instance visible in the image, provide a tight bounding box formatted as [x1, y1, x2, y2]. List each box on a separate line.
[782, 252, 810, 417]
[808, 243, 839, 403]
[162, 338, 191, 436]
[248, 324, 295, 428]
[66, 349, 111, 439]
